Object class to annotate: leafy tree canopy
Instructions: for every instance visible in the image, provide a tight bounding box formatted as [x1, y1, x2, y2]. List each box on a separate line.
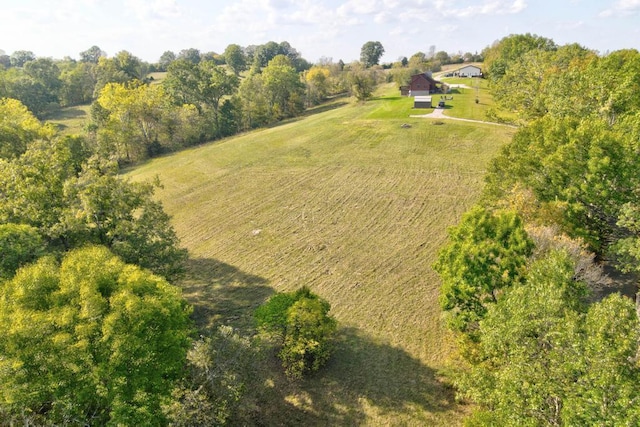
[433, 206, 533, 337]
[458, 250, 640, 426]
[0, 137, 188, 280]
[0, 245, 193, 425]
[0, 97, 55, 159]
[360, 41, 385, 68]
[255, 286, 337, 379]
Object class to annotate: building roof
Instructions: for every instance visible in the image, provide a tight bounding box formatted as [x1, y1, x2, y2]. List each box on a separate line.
[411, 72, 439, 83]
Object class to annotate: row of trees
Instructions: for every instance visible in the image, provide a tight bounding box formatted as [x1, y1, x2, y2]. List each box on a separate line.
[435, 34, 640, 425]
[2, 40, 391, 165]
[0, 47, 151, 117]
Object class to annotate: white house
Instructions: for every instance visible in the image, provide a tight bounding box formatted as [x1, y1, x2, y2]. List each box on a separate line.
[456, 65, 482, 77]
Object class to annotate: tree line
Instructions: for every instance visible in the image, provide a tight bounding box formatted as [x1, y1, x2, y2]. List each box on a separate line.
[1, 42, 396, 166]
[434, 33, 640, 425]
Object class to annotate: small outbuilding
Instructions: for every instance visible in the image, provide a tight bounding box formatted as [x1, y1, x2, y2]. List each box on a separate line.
[456, 65, 482, 77]
[414, 95, 432, 109]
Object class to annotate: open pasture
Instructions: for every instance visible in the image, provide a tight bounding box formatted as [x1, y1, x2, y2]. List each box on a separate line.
[127, 85, 514, 425]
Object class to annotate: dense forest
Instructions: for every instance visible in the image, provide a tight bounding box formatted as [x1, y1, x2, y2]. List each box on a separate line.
[1, 34, 639, 425]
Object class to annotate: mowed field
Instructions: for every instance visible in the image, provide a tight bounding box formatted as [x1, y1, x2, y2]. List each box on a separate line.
[126, 84, 514, 425]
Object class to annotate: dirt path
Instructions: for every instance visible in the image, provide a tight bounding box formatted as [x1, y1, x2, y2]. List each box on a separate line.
[410, 107, 516, 128]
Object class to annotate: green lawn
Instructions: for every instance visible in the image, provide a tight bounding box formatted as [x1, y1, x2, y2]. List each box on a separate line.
[438, 77, 494, 121]
[126, 84, 514, 425]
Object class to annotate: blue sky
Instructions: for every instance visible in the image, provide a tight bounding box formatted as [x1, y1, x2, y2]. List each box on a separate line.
[1, 0, 639, 63]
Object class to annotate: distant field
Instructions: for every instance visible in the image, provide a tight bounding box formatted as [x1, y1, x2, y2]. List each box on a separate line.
[148, 71, 167, 85]
[44, 104, 91, 135]
[126, 83, 514, 425]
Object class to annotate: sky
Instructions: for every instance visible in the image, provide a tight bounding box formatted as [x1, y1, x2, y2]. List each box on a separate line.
[1, 0, 640, 64]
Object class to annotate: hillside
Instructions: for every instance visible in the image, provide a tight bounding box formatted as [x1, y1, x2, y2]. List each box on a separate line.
[126, 84, 514, 425]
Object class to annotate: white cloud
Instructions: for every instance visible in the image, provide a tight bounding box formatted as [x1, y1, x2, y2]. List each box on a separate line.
[617, 0, 640, 10]
[434, 0, 527, 18]
[337, 0, 382, 16]
[600, 0, 640, 16]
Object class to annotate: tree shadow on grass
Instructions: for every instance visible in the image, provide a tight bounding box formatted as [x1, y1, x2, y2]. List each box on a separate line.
[180, 257, 272, 332]
[246, 327, 460, 425]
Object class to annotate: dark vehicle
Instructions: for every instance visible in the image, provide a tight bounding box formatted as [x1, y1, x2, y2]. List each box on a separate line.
[438, 100, 445, 108]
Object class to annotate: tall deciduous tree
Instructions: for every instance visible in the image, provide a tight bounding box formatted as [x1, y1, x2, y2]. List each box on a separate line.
[485, 114, 640, 252]
[0, 245, 192, 425]
[348, 63, 377, 102]
[79, 45, 105, 63]
[9, 50, 35, 68]
[433, 206, 533, 337]
[0, 223, 44, 279]
[0, 138, 187, 280]
[157, 50, 176, 71]
[261, 55, 304, 120]
[482, 33, 556, 80]
[360, 41, 385, 68]
[223, 43, 246, 75]
[164, 59, 239, 137]
[96, 81, 171, 161]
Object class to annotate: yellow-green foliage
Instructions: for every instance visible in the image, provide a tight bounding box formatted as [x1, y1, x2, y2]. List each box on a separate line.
[0, 246, 192, 425]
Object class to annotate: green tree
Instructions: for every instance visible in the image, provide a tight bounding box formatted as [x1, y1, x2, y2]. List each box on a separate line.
[255, 286, 337, 379]
[60, 160, 189, 279]
[0, 245, 192, 425]
[157, 50, 176, 71]
[348, 64, 377, 102]
[237, 72, 270, 129]
[252, 41, 282, 69]
[59, 61, 97, 106]
[483, 33, 556, 80]
[223, 43, 246, 75]
[93, 56, 132, 97]
[261, 55, 304, 120]
[433, 206, 534, 337]
[360, 41, 385, 68]
[23, 57, 61, 98]
[485, 114, 640, 252]
[563, 293, 640, 425]
[96, 81, 172, 161]
[164, 59, 239, 136]
[458, 251, 640, 426]
[9, 50, 35, 68]
[0, 97, 55, 159]
[164, 325, 255, 425]
[458, 250, 587, 426]
[305, 66, 331, 105]
[0, 223, 44, 279]
[79, 45, 105, 64]
[0, 139, 187, 280]
[177, 48, 201, 64]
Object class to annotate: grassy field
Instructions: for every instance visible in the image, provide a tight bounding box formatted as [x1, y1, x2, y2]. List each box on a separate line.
[44, 104, 91, 135]
[126, 84, 514, 425]
[438, 77, 494, 121]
